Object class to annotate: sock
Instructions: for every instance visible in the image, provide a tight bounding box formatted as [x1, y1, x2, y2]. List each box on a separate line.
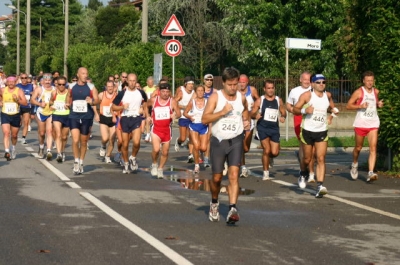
[22, 136, 26, 139]
[229, 204, 236, 210]
[352, 162, 358, 167]
[40, 144, 44, 149]
[12, 145, 16, 150]
[212, 199, 218, 204]
[5, 149, 9, 152]
[101, 145, 106, 149]
[317, 182, 323, 187]
[75, 158, 79, 163]
[80, 159, 83, 165]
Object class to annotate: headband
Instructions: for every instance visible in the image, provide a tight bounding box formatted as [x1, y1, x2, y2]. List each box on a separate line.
[6, 76, 17, 82]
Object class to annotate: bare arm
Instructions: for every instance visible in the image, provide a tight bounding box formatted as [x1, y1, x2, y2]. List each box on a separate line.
[171, 98, 181, 119]
[30, 87, 45, 108]
[183, 100, 194, 120]
[250, 98, 261, 120]
[293, 92, 312, 115]
[279, 97, 287, 123]
[346, 89, 365, 110]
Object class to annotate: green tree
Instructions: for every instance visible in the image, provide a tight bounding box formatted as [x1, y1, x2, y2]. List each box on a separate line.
[87, 0, 103, 11]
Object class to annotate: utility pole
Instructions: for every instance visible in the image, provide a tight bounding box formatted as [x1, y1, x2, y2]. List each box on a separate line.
[141, 0, 148, 43]
[26, 0, 31, 74]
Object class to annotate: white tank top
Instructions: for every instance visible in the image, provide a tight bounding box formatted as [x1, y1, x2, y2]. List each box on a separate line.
[178, 86, 194, 119]
[245, 86, 254, 111]
[211, 90, 244, 141]
[190, 98, 207, 124]
[301, 90, 329, 132]
[353, 87, 380, 128]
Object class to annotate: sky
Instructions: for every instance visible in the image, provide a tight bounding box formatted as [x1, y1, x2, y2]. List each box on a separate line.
[0, 0, 109, 17]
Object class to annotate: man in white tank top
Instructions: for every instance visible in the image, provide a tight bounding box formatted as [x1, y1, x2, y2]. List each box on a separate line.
[346, 71, 384, 182]
[202, 67, 250, 224]
[293, 74, 339, 198]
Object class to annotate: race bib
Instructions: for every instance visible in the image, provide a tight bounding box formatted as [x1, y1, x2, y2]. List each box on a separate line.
[361, 107, 377, 120]
[123, 106, 139, 117]
[154, 106, 170, 120]
[193, 113, 202, 123]
[53, 101, 65, 111]
[4, 102, 17, 114]
[72, 100, 88, 113]
[103, 106, 112, 117]
[311, 109, 327, 124]
[219, 115, 240, 133]
[264, 108, 279, 122]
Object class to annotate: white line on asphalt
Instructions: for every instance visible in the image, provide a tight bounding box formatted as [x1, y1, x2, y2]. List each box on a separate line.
[31, 154, 71, 181]
[25, 146, 34, 152]
[254, 173, 400, 221]
[66, 182, 81, 189]
[80, 192, 194, 265]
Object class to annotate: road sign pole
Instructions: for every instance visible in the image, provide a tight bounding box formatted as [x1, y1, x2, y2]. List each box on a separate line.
[172, 36, 175, 96]
[285, 47, 289, 141]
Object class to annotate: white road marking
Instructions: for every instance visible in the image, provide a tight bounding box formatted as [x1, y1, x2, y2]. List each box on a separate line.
[31, 154, 71, 181]
[66, 182, 81, 189]
[80, 192, 193, 265]
[25, 146, 34, 152]
[253, 172, 400, 221]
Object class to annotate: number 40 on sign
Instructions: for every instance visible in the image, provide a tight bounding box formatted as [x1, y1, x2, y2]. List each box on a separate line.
[165, 39, 182, 57]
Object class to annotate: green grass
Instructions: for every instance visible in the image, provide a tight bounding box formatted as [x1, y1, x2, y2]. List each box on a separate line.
[280, 136, 369, 148]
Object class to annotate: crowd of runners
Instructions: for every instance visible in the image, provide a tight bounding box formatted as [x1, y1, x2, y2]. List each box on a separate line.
[0, 67, 384, 224]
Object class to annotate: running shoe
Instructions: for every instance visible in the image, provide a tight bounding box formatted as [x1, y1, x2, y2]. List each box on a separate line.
[73, 162, 80, 174]
[150, 163, 158, 177]
[53, 143, 56, 149]
[157, 168, 164, 179]
[22, 138, 27, 145]
[240, 166, 249, 178]
[28, 125, 31, 132]
[62, 153, 66, 162]
[174, 138, 180, 152]
[262, 171, 272, 181]
[122, 162, 130, 174]
[104, 156, 112, 163]
[298, 175, 306, 189]
[269, 157, 274, 168]
[99, 147, 106, 157]
[129, 156, 138, 171]
[308, 172, 316, 183]
[194, 164, 200, 174]
[204, 157, 210, 168]
[367, 171, 378, 183]
[209, 202, 220, 222]
[38, 147, 44, 158]
[350, 164, 358, 180]
[4, 152, 11, 161]
[11, 147, 16, 160]
[114, 152, 121, 163]
[222, 162, 228, 176]
[56, 153, 63, 163]
[187, 154, 194, 163]
[315, 185, 328, 198]
[46, 150, 52, 161]
[79, 164, 84, 174]
[144, 133, 150, 143]
[226, 207, 240, 224]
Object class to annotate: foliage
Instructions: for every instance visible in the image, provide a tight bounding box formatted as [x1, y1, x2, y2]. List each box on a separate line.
[110, 22, 141, 48]
[87, 0, 103, 11]
[343, 0, 400, 171]
[94, 5, 140, 44]
[70, 9, 102, 46]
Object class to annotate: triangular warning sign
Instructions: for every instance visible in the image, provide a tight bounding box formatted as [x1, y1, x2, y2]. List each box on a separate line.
[161, 14, 185, 36]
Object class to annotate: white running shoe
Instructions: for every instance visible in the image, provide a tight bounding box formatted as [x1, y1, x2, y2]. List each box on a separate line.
[56, 153, 63, 163]
[308, 172, 316, 183]
[62, 153, 66, 162]
[157, 168, 164, 179]
[11, 147, 16, 160]
[104, 156, 112, 163]
[73, 162, 80, 175]
[222, 162, 228, 176]
[209, 202, 220, 222]
[298, 175, 306, 189]
[240, 166, 249, 178]
[28, 125, 31, 132]
[46, 150, 52, 161]
[315, 185, 328, 198]
[226, 207, 240, 224]
[144, 133, 150, 142]
[350, 164, 358, 180]
[99, 147, 106, 157]
[79, 164, 84, 174]
[150, 164, 158, 177]
[187, 154, 194, 163]
[203, 157, 210, 168]
[262, 171, 272, 181]
[174, 138, 180, 152]
[367, 171, 378, 183]
[269, 157, 274, 168]
[122, 162, 130, 174]
[129, 156, 138, 171]
[194, 164, 200, 174]
[22, 138, 27, 145]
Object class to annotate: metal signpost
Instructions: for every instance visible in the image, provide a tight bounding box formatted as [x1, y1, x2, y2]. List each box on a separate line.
[284, 38, 322, 141]
[161, 14, 185, 95]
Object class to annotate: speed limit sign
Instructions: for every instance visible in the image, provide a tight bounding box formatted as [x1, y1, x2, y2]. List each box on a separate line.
[165, 39, 182, 57]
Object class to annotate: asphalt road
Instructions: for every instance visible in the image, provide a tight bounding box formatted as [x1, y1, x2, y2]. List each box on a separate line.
[1, 122, 399, 265]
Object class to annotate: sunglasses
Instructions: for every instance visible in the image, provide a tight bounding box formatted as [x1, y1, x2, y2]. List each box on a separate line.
[20, 77, 28, 79]
[58, 83, 66, 86]
[72, 79, 77, 82]
[121, 76, 127, 78]
[315, 81, 326, 84]
[205, 79, 213, 81]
